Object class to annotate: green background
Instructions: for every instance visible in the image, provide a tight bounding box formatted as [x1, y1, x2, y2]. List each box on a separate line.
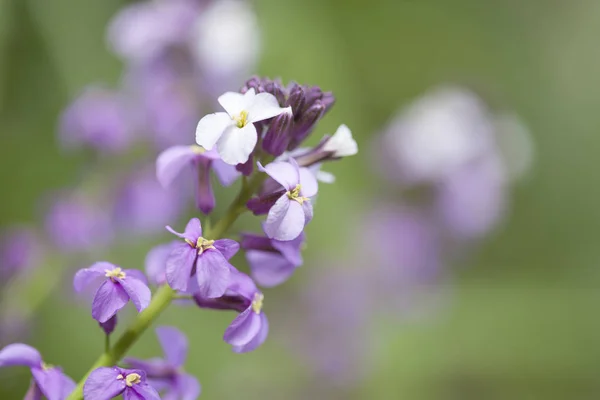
[1, 0, 600, 398]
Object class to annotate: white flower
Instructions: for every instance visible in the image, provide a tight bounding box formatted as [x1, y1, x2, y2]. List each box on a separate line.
[195, 89, 291, 165]
[322, 124, 358, 157]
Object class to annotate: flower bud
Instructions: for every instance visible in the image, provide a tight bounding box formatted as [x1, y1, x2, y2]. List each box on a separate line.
[288, 101, 325, 150]
[99, 314, 117, 335]
[286, 84, 306, 119]
[262, 112, 293, 156]
[264, 80, 286, 106]
[321, 91, 336, 112]
[236, 154, 254, 176]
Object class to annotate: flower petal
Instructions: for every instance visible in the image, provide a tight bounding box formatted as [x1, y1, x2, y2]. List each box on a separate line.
[257, 160, 299, 191]
[264, 195, 305, 241]
[124, 269, 149, 285]
[195, 158, 215, 214]
[247, 250, 297, 288]
[145, 242, 177, 286]
[216, 123, 257, 165]
[166, 218, 202, 242]
[299, 167, 318, 197]
[73, 262, 116, 292]
[129, 382, 161, 400]
[213, 239, 240, 260]
[212, 159, 240, 186]
[175, 373, 201, 400]
[232, 313, 269, 353]
[91, 280, 130, 323]
[165, 243, 197, 292]
[217, 91, 247, 117]
[156, 326, 188, 367]
[156, 146, 197, 188]
[124, 357, 172, 377]
[246, 92, 291, 123]
[271, 232, 304, 266]
[302, 199, 314, 223]
[24, 380, 42, 400]
[60, 373, 76, 400]
[84, 367, 126, 400]
[195, 112, 232, 150]
[0, 343, 42, 368]
[117, 276, 151, 312]
[32, 367, 64, 400]
[223, 307, 261, 347]
[322, 124, 358, 157]
[195, 250, 231, 298]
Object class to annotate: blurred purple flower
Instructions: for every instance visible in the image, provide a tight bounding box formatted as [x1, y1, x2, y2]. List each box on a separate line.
[73, 262, 151, 323]
[0, 343, 75, 400]
[0, 227, 40, 282]
[194, 269, 268, 353]
[59, 86, 133, 154]
[145, 241, 179, 287]
[165, 218, 238, 297]
[126, 326, 201, 400]
[84, 367, 160, 400]
[240, 230, 304, 287]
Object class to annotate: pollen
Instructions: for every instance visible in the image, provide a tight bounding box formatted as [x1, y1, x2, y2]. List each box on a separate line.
[233, 110, 249, 128]
[41, 362, 53, 371]
[105, 267, 126, 281]
[125, 373, 142, 387]
[286, 184, 309, 205]
[251, 293, 264, 314]
[190, 145, 206, 154]
[196, 237, 215, 255]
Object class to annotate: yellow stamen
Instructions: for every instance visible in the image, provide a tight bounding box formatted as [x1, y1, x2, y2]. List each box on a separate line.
[286, 184, 309, 205]
[41, 362, 53, 371]
[233, 110, 249, 128]
[116, 374, 124, 380]
[190, 145, 206, 154]
[125, 373, 142, 387]
[105, 267, 126, 281]
[251, 293, 264, 314]
[196, 237, 215, 255]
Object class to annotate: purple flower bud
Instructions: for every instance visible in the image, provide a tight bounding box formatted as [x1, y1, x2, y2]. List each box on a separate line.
[262, 112, 293, 156]
[285, 84, 306, 118]
[321, 91, 335, 112]
[236, 153, 254, 176]
[246, 189, 286, 215]
[84, 367, 160, 400]
[302, 86, 324, 111]
[241, 76, 262, 93]
[99, 315, 117, 336]
[288, 101, 325, 150]
[264, 80, 286, 106]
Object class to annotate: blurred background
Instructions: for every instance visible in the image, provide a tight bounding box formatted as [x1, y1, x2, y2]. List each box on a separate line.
[1, 0, 600, 398]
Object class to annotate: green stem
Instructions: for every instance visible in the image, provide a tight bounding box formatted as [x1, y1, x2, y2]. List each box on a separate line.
[67, 163, 270, 400]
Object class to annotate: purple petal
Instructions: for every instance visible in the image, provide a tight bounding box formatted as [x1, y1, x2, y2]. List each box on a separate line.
[156, 326, 188, 367]
[124, 357, 172, 377]
[212, 159, 240, 186]
[73, 262, 116, 292]
[174, 373, 201, 400]
[60, 374, 76, 400]
[264, 195, 305, 241]
[24, 380, 42, 400]
[117, 276, 151, 312]
[195, 250, 231, 298]
[165, 243, 196, 292]
[247, 251, 297, 288]
[156, 146, 197, 188]
[213, 239, 239, 260]
[31, 367, 64, 400]
[0, 343, 42, 368]
[299, 166, 319, 197]
[125, 269, 149, 285]
[257, 160, 299, 191]
[99, 314, 118, 335]
[223, 307, 262, 347]
[226, 269, 259, 302]
[246, 190, 285, 215]
[240, 232, 274, 251]
[145, 242, 177, 286]
[194, 158, 215, 214]
[166, 218, 202, 242]
[302, 200, 314, 223]
[129, 383, 161, 400]
[83, 367, 126, 400]
[232, 313, 269, 353]
[271, 232, 304, 266]
[91, 280, 130, 323]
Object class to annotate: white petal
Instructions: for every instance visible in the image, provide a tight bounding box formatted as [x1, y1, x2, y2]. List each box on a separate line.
[195, 112, 233, 150]
[217, 123, 257, 165]
[316, 169, 336, 183]
[247, 92, 291, 123]
[218, 91, 249, 117]
[299, 167, 318, 198]
[323, 124, 358, 157]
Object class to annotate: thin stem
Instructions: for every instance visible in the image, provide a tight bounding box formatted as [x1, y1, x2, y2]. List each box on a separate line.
[67, 161, 270, 400]
[104, 335, 110, 353]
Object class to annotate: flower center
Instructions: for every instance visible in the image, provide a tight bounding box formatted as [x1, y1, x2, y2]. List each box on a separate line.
[251, 293, 264, 314]
[41, 362, 53, 371]
[190, 145, 206, 154]
[105, 267, 126, 281]
[186, 237, 215, 255]
[286, 184, 309, 205]
[233, 110, 249, 128]
[117, 373, 142, 387]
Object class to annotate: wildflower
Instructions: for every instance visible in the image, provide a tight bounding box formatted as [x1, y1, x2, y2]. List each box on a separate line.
[240, 230, 304, 287]
[257, 159, 318, 241]
[195, 89, 291, 165]
[0, 343, 75, 400]
[145, 241, 179, 287]
[165, 218, 239, 297]
[73, 262, 151, 323]
[125, 327, 201, 400]
[84, 367, 160, 400]
[194, 269, 268, 353]
[156, 145, 239, 214]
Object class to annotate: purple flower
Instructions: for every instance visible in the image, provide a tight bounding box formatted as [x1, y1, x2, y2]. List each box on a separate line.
[0, 227, 40, 283]
[73, 262, 151, 323]
[256, 158, 318, 241]
[0, 343, 75, 400]
[194, 269, 268, 353]
[125, 327, 201, 400]
[165, 218, 239, 297]
[84, 367, 160, 400]
[145, 241, 179, 287]
[156, 145, 239, 214]
[59, 86, 133, 154]
[240, 230, 304, 287]
[99, 315, 118, 336]
[113, 166, 186, 237]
